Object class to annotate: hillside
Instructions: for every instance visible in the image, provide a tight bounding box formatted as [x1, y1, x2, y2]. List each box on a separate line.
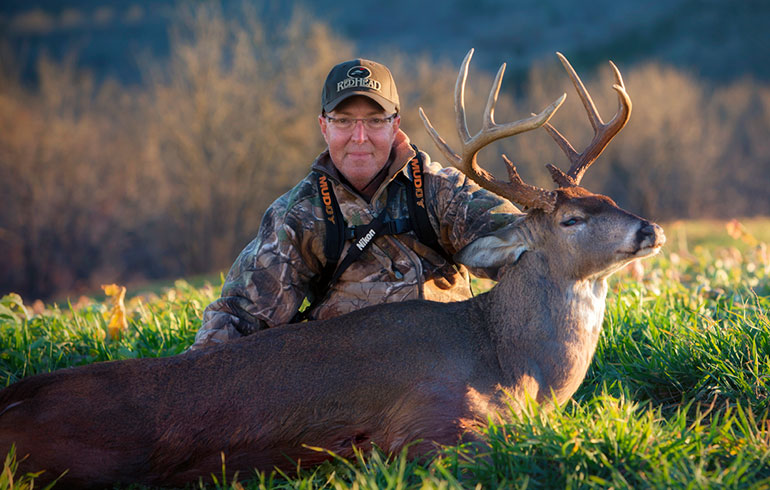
[2, 0, 769, 301]
[1, 0, 768, 85]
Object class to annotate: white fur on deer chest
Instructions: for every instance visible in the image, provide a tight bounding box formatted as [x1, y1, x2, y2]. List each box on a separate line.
[565, 281, 607, 338]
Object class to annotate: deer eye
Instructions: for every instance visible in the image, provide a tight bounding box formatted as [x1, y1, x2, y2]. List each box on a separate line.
[561, 217, 583, 227]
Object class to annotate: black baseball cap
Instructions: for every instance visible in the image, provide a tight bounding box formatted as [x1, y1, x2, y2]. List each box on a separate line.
[321, 58, 400, 114]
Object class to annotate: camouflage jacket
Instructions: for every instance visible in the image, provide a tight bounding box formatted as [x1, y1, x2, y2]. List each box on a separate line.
[190, 130, 522, 350]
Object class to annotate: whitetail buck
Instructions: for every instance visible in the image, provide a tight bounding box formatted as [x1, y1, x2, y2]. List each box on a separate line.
[0, 50, 664, 488]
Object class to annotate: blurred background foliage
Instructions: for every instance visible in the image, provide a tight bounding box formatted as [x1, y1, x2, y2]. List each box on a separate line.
[0, 0, 768, 301]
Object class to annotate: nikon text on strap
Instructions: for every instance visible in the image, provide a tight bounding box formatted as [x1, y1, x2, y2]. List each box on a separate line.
[292, 148, 451, 322]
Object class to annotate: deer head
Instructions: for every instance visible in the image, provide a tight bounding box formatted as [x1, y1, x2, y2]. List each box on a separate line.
[420, 50, 664, 282]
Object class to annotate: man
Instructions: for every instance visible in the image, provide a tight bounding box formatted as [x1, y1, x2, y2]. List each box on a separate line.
[190, 58, 521, 350]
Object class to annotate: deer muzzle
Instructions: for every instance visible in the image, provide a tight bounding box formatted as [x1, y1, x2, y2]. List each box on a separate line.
[634, 221, 666, 256]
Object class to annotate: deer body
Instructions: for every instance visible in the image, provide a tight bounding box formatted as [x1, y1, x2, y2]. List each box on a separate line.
[0, 298, 529, 485]
[0, 300, 499, 485]
[0, 199, 662, 487]
[0, 51, 665, 487]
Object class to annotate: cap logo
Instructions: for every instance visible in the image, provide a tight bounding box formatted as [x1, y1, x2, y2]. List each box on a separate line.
[337, 65, 381, 93]
[347, 66, 371, 78]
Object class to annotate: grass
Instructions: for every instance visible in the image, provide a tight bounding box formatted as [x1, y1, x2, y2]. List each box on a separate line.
[1, 219, 770, 488]
[664, 218, 770, 253]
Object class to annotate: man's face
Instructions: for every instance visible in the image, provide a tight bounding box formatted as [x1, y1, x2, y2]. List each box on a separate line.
[319, 96, 400, 192]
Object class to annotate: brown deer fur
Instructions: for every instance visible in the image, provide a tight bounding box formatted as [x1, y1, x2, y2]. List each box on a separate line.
[0, 186, 664, 487]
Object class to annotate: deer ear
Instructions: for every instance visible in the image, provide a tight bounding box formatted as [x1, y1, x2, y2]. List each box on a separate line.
[455, 231, 529, 269]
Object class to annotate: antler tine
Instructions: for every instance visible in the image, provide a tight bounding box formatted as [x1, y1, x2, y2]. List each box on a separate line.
[502, 155, 557, 213]
[420, 49, 565, 211]
[419, 49, 478, 168]
[557, 52, 603, 131]
[455, 49, 474, 144]
[482, 61, 506, 129]
[544, 52, 632, 185]
[419, 108, 461, 166]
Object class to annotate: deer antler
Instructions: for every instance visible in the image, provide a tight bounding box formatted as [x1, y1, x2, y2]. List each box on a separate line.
[544, 52, 632, 187]
[419, 49, 566, 212]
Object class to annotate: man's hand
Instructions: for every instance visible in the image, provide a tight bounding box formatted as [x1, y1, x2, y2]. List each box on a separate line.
[224, 297, 270, 335]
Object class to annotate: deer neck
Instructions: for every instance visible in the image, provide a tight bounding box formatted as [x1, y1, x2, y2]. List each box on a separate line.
[483, 250, 608, 403]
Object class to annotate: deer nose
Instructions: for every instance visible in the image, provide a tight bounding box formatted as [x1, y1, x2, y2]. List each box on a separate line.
[636, 221, 666, 248]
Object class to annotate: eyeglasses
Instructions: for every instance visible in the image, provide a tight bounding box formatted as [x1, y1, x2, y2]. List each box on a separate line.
[324, 114, 397, 131]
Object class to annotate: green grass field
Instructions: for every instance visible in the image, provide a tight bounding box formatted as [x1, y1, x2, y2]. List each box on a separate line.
[1, 219, 769, 489]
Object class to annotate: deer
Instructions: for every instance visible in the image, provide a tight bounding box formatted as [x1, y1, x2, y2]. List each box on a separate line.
[0, 50, 664, 488]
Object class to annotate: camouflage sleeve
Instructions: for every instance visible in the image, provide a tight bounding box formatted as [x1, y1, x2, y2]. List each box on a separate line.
[422, 153, 523, 280]
[189, 192, 322, 350]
